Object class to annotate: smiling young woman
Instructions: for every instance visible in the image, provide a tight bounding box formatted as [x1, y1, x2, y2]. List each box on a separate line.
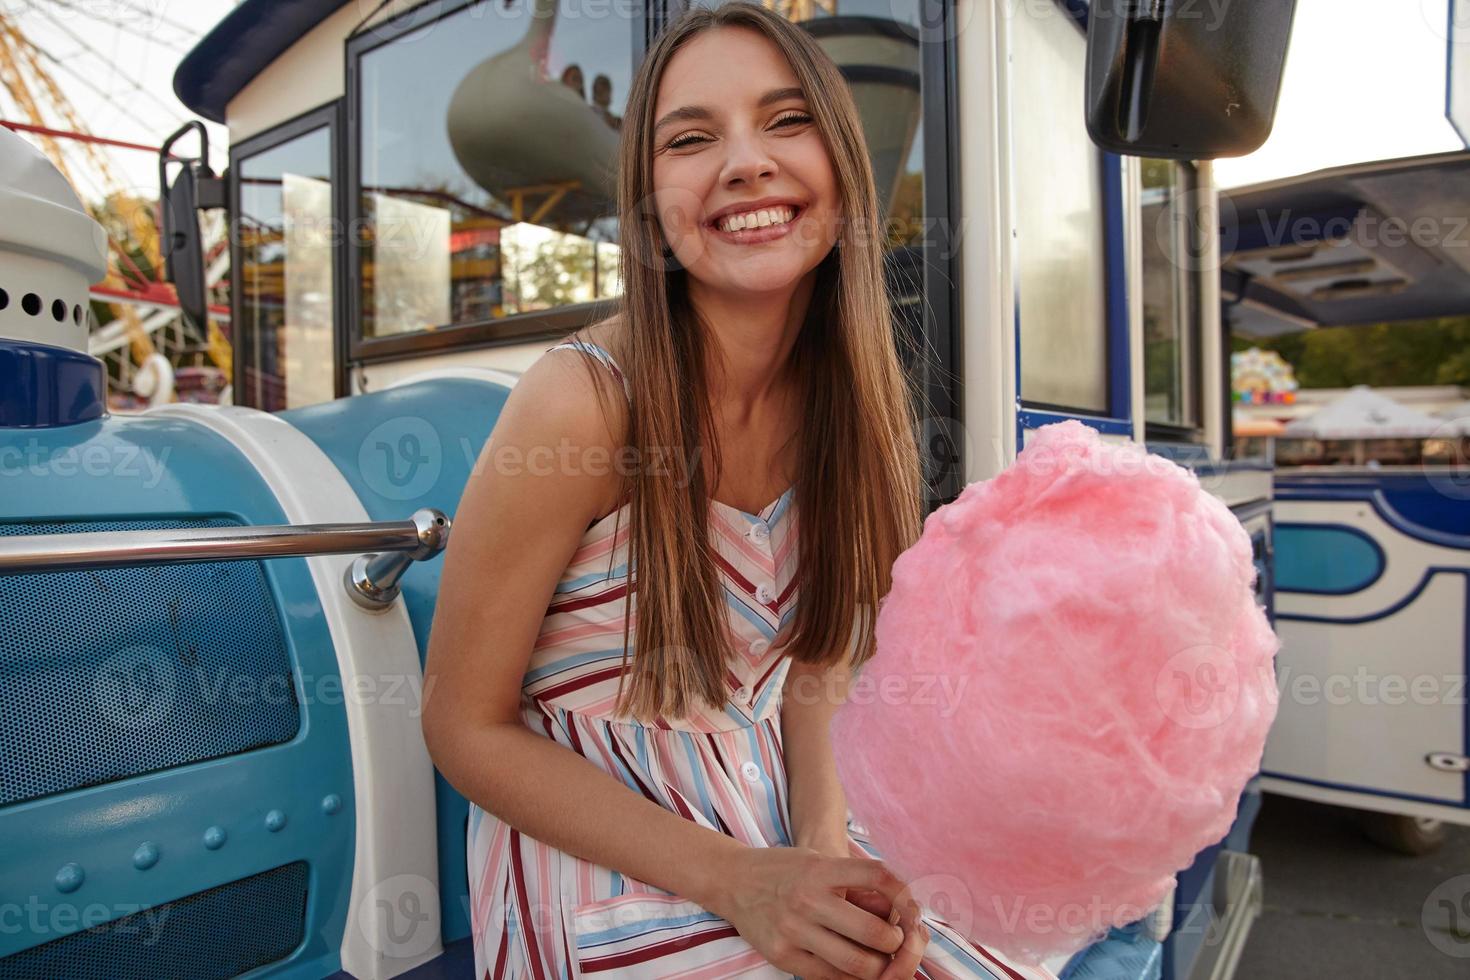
[420, 4, 1058, 979]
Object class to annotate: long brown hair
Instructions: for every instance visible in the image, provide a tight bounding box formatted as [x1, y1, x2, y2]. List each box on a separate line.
[593, 0, 924, 722]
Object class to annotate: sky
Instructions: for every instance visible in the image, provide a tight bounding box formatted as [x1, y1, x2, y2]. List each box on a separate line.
[2, 0, 1464, 200]
[4, 0, 233, 204]
[1213, 0, 1465, 188]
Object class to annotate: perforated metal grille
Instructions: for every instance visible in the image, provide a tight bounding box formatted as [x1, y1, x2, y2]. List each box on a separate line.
[0, 517, 300, 806]
[0, 860, 310, 980]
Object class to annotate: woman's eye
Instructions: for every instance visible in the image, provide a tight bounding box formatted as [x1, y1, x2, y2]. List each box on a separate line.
[667, 133, 709, 149]
[670, 112, 817, 149]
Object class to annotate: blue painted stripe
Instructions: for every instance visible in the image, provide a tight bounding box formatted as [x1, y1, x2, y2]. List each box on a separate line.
[1262, 769, 1465, 809]
[1275, 487, 1470, 550]
[1275, 567, 1466, 625]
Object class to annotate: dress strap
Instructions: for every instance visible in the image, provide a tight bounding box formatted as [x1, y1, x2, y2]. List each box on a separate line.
[545, 338, 632, 405]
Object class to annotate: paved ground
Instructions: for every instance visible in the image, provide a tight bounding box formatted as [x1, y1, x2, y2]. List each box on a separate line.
[1235, 794, 1470, 978]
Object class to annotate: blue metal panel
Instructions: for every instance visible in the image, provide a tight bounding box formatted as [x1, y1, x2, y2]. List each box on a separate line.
[1019, 411, 1135, 439]
[1102, 153, 1132, 423]
[0, 516, 302, 807]
[0, 338, 106, 429]
[3, 861, 310, 979]
[1273, 523, 1386, 595]
[280, 376, 514, 947]
[1276, 473, 1470, 548]
[0, 413, 355, 977]
[1225, 203, 1363, 256]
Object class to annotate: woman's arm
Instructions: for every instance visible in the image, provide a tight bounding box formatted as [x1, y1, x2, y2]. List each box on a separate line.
[420, 351, 742, 912]
[780, 640, 860, 855]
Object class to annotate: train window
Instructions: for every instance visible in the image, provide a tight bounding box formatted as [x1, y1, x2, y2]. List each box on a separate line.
[350, 0, 634, 341]
[1142, 159, 1201, 429]
[234, 120, 336, 412]
[1012, 3, 1110, 416]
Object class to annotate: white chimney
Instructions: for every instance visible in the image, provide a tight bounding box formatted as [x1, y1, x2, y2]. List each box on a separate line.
[0, 125, 109, 353]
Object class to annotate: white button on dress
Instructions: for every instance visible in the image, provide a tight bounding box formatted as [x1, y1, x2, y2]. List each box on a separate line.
[755, 582, 774, 604]
[740, 761, 762, 783]
[747, 637, 770, 657]
[747, 522, 770, 545]
[734, 685, 751, 702]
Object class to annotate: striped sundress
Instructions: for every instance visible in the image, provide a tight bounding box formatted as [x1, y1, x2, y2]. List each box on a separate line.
[466, 338, 1057, 980]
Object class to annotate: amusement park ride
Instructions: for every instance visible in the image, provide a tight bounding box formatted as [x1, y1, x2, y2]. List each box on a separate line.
[0, 4, 231, 408]
[5, 1, 1468, 979]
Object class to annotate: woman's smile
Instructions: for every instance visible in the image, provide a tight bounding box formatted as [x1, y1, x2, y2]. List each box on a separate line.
[707, 203, 807, 245]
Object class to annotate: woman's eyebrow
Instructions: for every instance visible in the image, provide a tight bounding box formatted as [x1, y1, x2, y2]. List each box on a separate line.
[653, 86, 807, 134]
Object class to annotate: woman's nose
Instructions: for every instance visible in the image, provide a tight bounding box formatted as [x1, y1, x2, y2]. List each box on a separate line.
[718, 129, 779, 187]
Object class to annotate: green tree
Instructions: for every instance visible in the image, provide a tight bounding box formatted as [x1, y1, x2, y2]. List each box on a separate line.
[1231, 316, 1470, 387]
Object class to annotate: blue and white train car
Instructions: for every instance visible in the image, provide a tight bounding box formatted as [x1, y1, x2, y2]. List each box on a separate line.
[1219, 148, 1470, 856]
[0, 2, 1297, 978]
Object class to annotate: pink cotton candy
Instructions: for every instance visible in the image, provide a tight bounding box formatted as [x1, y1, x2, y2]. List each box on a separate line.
[831, 419, 1280, 965]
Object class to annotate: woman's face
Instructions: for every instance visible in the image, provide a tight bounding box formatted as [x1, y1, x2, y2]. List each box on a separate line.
[650, 26, 842, 297]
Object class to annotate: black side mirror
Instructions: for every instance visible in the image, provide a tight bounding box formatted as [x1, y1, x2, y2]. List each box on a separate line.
[158, 121, 225, 338]
[1085, 0, 1298, 160]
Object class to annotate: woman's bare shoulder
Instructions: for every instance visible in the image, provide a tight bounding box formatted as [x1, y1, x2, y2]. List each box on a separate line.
[566, 314, 628, 369]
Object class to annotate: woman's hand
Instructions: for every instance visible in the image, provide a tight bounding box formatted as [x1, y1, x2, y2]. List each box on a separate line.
[708, 845, 929, 980]
[799, 834, 934, 980]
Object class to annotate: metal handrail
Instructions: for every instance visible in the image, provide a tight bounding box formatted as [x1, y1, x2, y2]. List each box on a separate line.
[0, 507, 451, 610]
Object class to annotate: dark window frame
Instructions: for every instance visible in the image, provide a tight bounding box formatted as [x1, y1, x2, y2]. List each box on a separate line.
[227, 100, 347, 409]
[342, 0, 649, 366]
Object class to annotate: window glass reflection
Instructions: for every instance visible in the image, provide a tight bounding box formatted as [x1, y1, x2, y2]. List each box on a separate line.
[1013, 5, 1109, 414]
[1142, 159, 1196, 427]
[238, 126, 334, 411]
[357, 0, 632, 338]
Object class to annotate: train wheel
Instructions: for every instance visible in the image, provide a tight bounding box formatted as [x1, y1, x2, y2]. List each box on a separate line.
[1357, 811, 1447, 856]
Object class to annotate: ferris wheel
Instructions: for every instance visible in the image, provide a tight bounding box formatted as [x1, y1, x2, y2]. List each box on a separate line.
[0, 0, 231, 406]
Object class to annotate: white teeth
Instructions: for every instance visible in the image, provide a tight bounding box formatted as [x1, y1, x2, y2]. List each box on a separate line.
[717, 205, 795, 233]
